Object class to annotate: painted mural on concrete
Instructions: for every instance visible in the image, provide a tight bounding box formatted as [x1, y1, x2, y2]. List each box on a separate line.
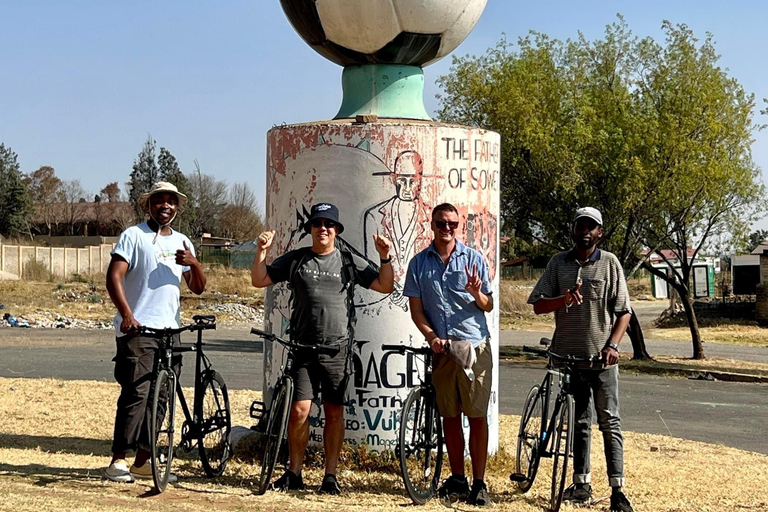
[264, 121, 500, 452]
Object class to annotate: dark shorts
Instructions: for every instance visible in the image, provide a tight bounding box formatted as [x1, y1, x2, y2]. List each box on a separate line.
[291, 344, 348, 405]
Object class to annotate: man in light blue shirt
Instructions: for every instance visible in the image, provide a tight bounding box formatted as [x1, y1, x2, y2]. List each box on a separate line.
[102, 182, 206, 484]
[404, 202, 494, 506]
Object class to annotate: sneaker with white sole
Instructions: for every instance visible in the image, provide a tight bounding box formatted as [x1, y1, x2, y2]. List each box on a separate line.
[130, 462, 178, 483]
[101, 460, 135, 483]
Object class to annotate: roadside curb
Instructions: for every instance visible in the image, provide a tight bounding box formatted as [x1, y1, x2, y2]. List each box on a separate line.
[499, 346, 768, 383]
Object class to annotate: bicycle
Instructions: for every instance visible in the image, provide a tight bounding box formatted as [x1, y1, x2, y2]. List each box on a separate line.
[249, 327, 340, 495]
[509, 338, 602, 512]
[139, 314, 232, 493]
[381, 343, 443, 505]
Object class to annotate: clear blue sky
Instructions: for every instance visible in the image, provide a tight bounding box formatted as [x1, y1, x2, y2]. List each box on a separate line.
[1, 1, 766, 227]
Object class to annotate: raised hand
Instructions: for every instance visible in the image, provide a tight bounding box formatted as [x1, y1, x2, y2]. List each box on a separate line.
[175, 241, 197, 266]
[465, 264, 482, 296]
[257, 230, 276, 252]
[566, 281, 583, 306]
[373, 233, 392, 260]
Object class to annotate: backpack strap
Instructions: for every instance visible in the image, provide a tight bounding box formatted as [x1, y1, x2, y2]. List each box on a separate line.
[285, 247, 311, 339]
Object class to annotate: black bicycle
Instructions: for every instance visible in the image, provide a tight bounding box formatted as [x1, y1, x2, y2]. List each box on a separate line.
[509, 338, 601, 512]
[382, 344, 444, 505]
[249, 327, 339, 495]
[140, 315, 232, 493]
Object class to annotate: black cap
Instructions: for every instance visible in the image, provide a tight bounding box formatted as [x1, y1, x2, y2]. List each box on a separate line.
[305, 202, 344, 234]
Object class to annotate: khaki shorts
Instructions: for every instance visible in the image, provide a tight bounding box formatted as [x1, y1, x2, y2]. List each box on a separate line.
[433, 340, 493, 418]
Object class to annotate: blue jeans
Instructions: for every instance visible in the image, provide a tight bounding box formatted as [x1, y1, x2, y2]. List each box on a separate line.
[571, 365, 625, 488]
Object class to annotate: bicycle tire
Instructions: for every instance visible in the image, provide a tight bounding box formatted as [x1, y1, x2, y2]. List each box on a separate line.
[398, 387, 444, 505]
[150, 368, 176, 493]
[550, 394, 574, 512]
[198, 371, 232, 477]
[258, 378, 293, 495]
[515, 385, 545, 492]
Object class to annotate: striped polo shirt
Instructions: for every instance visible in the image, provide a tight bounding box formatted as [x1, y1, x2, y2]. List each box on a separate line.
[528, 248, 631, 358]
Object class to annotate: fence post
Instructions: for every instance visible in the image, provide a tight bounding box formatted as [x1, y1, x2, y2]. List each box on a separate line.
[18, 245, 23, 278]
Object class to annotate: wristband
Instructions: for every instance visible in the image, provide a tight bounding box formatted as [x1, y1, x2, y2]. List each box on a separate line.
[604, 342, 619, 351]
[380, 256, 392, 264]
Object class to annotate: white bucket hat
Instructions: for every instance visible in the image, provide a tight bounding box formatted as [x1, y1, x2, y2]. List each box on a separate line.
[139, 181, 188, 214]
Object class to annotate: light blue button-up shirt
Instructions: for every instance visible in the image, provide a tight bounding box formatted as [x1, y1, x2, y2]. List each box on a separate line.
[404, 239, 492, 347]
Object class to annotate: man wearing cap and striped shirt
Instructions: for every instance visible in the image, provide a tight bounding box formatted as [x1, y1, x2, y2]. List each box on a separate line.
[527, 207, 634, 512]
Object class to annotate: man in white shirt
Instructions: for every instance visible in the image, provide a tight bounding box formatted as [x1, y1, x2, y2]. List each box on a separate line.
[101, 182, 206, 483]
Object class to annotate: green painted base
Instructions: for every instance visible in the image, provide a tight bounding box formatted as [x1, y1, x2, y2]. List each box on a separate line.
[335, 64, 431, 121]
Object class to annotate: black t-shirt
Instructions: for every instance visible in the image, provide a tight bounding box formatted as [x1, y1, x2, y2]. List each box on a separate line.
[266, 248, 378, 344]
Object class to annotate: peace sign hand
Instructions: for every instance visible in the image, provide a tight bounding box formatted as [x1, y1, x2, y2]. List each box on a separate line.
[465, 264, 482, 297]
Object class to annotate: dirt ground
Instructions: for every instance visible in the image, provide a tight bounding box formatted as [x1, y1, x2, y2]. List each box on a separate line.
[1, 376, 767, 512]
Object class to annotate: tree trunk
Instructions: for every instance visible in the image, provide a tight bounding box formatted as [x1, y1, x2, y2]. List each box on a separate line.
[678, 290, 705, 359]
[626, 309, 652, 360]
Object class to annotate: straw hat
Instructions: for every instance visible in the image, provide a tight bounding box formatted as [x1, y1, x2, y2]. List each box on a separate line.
[139, 181, 188, 213]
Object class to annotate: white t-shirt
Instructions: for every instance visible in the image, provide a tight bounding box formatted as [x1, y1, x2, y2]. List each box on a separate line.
[111, 222, 194, 334]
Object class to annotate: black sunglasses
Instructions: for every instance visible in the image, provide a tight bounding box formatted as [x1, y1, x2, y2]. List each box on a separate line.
[435, 220, 459, 230]
[310, 219, 338, 229]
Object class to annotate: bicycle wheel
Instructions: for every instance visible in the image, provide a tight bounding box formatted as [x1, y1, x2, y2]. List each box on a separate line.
[258, 378, 293, 495]
[198, 371, 232, 477]
[398, 387, 444, 505]
[550, 394, 574, 512]
[515, 385, 545, 492]
[150, 368, 177, 493]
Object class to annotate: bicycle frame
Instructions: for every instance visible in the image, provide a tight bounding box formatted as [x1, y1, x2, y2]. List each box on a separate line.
[534, 365, 571, 459]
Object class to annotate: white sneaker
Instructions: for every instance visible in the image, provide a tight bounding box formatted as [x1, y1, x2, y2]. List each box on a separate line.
[101, 460, 135, 483]
[130, 462, 178, 483]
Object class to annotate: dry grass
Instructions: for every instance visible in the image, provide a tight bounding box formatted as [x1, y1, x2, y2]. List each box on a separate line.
[1, 376, 767, 511]
[0, 267, 264, 325]
[647, 323, 768, 348]
[498, 281, 554, 331]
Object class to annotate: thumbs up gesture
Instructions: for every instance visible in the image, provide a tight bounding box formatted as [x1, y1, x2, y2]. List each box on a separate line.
[175, 240, 197, 266]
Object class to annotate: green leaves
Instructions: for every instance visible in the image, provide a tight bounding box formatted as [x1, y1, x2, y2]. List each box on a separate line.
[0, 143, 33, 237]
[436, 16, 764, 270]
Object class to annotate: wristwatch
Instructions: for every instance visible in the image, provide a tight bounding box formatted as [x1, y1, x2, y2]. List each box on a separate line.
[604, 342, 619, 351]
[380, 256, 392, 264]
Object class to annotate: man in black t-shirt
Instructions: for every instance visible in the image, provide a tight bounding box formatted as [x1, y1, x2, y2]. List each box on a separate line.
[251, 202, 394, 495]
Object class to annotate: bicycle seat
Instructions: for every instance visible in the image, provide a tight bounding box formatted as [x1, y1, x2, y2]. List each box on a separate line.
[540, 337, 551, 346]
[193, 315, 216, 324]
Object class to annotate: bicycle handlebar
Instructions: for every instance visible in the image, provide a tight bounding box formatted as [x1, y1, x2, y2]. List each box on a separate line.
[250, 327, 339, 355]
[136, 315, 217, 337]
[522, 345, 603, 364]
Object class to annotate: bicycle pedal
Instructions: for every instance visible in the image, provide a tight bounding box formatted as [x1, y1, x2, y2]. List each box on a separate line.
[509, 473, 528, 483]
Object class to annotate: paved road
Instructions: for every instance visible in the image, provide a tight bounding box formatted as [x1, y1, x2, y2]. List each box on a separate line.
[1, 327, 767, 454]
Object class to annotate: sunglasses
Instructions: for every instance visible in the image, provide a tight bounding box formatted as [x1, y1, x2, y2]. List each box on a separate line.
[435, 220, 459, 230]
[310, 219, 338, 229]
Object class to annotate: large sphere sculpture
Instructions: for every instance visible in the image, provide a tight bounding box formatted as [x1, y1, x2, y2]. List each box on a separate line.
[281, 0, 488, 67]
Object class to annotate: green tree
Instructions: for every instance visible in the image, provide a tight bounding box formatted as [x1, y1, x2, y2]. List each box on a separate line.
[437, 17, 764, 359]
[0, 143, 33, 237]
[128, 135, 159, 218]
[745, 229, 768, 252]
[24, 165, 64, 235]
[158, 147, 195, 235]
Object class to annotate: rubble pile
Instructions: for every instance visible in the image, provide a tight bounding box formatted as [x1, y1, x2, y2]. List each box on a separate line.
[1, 311, 111, 329]
[193, 302, 265, 324]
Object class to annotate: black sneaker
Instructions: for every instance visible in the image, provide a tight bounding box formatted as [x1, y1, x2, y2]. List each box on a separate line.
[437, 474, 470, 502]
[318, 473, 341, 495]
[467, 479, 490, 506]
[610, 491, 634, 512]
[563, 483, 592, 503]
[269, 470, 305, 491]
